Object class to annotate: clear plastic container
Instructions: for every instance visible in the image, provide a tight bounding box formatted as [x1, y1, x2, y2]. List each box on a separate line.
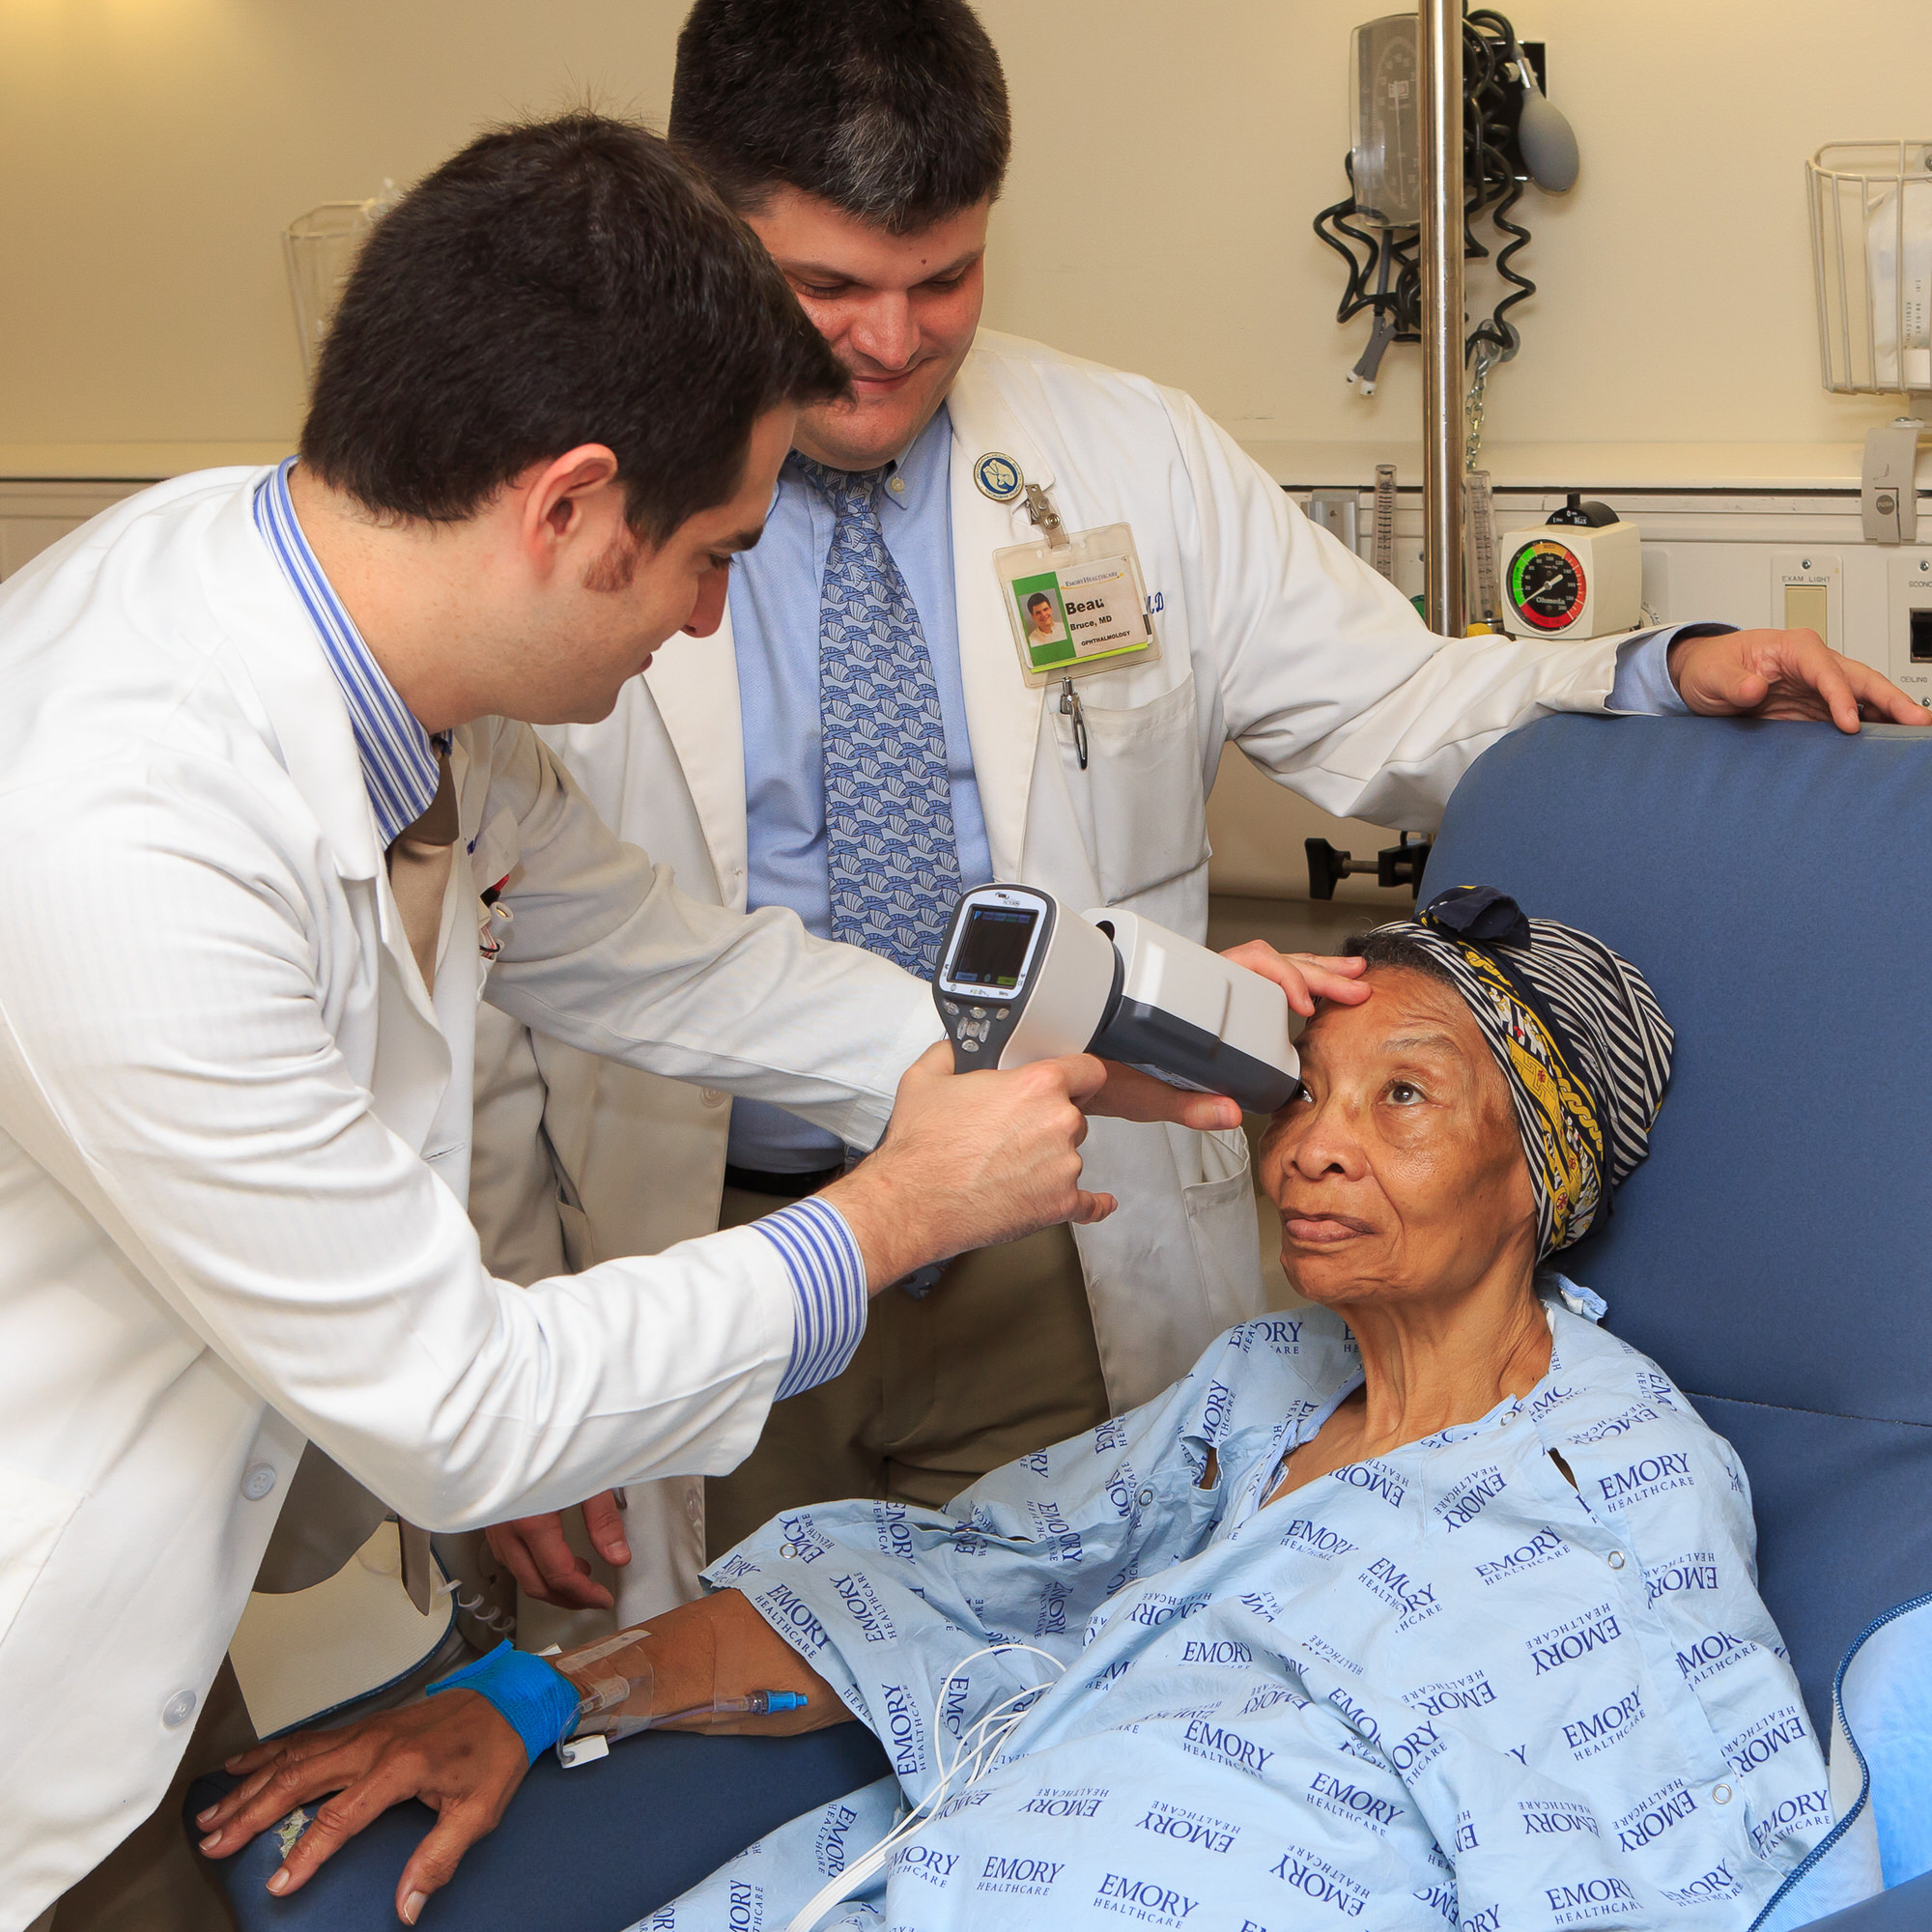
[282, 185, 399, 383]
[1807, 142, 1932, 395]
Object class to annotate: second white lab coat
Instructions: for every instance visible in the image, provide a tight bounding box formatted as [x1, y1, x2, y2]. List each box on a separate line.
[474, 330, 1631, 1519]
[0, 470, 939, 1923]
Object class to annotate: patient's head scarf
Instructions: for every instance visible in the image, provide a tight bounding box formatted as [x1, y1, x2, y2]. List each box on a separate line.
[1359, 886, 1674, 1257]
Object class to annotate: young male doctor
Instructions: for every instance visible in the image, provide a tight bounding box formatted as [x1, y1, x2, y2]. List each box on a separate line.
[0, 116, 1236, 1931]
[468, 0, 1926, 1636]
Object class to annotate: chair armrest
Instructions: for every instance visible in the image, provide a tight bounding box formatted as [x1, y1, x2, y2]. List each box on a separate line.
[1797, 1868, 1932, 1930]
[189, 1723, 892, 1929]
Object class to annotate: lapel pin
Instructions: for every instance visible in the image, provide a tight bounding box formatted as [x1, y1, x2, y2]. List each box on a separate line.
[974, 452, 1025, 503]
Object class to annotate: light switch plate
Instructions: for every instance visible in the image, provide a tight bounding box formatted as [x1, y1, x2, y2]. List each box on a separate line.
[1771, 549, 1843, 652]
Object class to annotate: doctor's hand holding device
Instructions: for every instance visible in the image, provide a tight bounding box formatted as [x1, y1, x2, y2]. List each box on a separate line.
[932, 886, 1308, 1114]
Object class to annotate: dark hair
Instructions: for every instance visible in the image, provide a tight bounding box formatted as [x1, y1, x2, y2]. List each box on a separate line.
[1346, 926, 1462, 990]
[1027, 593, 1052, 610]
[669, 0, 1011, 235]
[299, 113, 847, 543]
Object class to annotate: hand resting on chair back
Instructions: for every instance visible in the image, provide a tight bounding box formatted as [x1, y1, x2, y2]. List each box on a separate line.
[200, 890, 1833, 1932]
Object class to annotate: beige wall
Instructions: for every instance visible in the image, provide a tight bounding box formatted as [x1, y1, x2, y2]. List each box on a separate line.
[4, 1, 1931, 453]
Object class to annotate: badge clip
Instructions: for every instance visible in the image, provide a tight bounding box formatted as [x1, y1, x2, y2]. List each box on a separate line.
[1024, 483, 1070, 551]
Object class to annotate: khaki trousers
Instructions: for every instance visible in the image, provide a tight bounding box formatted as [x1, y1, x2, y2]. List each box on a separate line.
[706, 1189, 1110, 1559]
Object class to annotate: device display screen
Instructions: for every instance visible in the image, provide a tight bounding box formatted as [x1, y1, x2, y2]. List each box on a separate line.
[946, 905, 1037, 989]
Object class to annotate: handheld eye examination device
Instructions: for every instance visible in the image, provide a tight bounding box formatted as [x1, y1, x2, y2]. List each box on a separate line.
[931, 885, 1300, 1114]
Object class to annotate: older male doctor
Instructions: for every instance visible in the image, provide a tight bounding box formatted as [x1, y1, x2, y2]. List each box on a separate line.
[0, 116, 1243, 1930]
[469, 0, 1928, 1633]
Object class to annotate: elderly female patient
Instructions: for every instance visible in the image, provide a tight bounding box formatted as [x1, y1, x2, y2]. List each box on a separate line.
[204, 889, 1830, 1929]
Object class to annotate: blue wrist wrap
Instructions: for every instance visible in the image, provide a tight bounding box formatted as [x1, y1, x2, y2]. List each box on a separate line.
[427, 1639, 580, 1765]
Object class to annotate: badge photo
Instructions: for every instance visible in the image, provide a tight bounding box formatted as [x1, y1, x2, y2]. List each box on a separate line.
[1015, 580, 1069, 652]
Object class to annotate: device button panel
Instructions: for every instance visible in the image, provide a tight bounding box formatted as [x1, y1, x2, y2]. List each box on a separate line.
[943, 1004, 1023, 1066]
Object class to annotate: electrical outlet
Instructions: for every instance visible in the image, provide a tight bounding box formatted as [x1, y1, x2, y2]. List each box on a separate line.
[1887, 551, 1932, 709]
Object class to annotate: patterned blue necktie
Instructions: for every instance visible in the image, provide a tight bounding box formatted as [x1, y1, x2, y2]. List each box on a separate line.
[794, 453, 962, 978]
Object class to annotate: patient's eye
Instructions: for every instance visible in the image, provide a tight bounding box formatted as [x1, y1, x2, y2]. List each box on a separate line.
[1386, 1080, 1424, 1105]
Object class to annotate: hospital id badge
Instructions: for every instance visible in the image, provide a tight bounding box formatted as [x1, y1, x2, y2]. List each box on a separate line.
[993, 523, 1160, 688]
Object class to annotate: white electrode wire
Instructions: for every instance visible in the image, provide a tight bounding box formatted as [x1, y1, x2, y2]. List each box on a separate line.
[943, 1677, 1051, 1781]
[781, 1687, 1044, 1932]
[783, 1642, 1065, 1932]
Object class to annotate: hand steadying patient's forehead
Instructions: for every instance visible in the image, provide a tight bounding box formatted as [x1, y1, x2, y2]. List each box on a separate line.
[1259, 967, 1535, 1313]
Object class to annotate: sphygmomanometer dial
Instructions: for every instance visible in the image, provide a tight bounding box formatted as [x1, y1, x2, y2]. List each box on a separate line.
[1507, 538, 1587, 633]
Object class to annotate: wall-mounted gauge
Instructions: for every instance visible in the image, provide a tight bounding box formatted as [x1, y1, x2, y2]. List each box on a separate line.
[1507, 538, 1588, 632]
[1500, 496, 1642, 641]
[1350, 15, 1422, 228]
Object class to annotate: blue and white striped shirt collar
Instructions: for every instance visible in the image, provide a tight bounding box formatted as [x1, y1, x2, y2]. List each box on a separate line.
[251, 457, 440, 848]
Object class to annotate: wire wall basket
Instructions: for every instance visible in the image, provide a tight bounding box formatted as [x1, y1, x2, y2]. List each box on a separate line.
[1808, 142, 1932, 397]
[282, 187, 397, 383]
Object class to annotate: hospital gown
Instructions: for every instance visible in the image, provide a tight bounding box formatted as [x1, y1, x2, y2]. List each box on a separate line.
[646, 1285, 1829, 1932]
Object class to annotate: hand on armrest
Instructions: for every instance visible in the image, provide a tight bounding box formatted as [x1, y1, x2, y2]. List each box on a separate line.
[192, 1589, 846, 1923]
[195, 1690, 529, 1925]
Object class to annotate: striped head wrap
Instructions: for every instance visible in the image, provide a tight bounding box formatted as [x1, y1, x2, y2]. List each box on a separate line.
[1361, 886, 1674, 1258]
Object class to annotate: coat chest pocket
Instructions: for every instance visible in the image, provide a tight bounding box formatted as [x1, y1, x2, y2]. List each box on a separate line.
[1051, 672, 1209, 905]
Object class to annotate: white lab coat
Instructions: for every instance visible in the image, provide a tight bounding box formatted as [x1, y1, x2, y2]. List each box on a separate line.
[476, 329, 1631, 1484]
[0, 470, 940, 1923]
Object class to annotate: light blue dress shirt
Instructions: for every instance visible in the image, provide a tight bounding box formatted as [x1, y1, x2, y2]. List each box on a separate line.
[726, 420, 1694, 1172]
[253, 461, 866, 1398]
[730, 405, 992, 1173]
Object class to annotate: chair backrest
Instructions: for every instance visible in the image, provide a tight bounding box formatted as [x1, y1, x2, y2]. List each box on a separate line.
[1423, 714, 1932, 1731]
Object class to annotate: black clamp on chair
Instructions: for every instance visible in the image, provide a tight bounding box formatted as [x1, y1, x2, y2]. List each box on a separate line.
[1305, 829, 1432, 899]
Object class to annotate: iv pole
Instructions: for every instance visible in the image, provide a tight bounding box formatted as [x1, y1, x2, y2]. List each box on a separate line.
[1419, 0, 1465, 635]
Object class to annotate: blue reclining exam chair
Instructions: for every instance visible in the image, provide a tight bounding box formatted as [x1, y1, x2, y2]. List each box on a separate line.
[1424, 715, 1932, 1929]
[197, 714, 1932, 1929]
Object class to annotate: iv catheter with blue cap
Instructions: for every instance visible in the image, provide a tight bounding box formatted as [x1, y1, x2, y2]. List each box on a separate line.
[553, 1629, 810, 1767]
